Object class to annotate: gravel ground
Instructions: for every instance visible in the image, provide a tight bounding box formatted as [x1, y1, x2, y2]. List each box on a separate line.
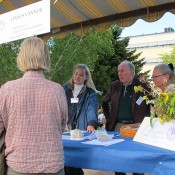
[83, 169, 153, 175]
[84, 170, 113, 175]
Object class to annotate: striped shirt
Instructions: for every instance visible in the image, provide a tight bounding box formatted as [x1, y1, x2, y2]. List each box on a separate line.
[0, 71, 68, 173]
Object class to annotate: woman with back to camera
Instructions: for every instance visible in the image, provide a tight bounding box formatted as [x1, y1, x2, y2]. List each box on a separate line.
[63, 64, 98, 175]
[0, 36, 68, 175]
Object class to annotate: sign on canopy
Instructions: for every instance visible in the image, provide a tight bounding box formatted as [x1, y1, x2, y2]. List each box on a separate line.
[0, 0, 50, 44]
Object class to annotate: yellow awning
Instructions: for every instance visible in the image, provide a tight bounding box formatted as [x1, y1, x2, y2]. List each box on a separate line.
[0, 0, 175, 38]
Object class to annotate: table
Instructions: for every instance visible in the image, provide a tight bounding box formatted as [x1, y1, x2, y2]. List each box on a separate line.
[63, 132, 175, 175]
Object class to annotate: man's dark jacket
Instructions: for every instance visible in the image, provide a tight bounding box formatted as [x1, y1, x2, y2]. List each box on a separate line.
[102, 78, 150, 131]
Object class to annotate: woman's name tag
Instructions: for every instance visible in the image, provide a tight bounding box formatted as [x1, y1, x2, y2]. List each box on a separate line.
[71, 98, 79, 103]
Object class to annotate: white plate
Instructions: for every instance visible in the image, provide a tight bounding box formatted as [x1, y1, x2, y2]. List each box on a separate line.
[63, 130, 87, 135]
[62, 135, 86, 140]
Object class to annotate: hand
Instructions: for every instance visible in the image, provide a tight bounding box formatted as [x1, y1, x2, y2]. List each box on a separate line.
[87, 125, 95, 132]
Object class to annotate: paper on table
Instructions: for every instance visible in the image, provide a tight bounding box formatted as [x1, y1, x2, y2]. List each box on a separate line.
[63, 130, 87, 134]
[62, 135, 86, 140]
[81, 139, 124, 146]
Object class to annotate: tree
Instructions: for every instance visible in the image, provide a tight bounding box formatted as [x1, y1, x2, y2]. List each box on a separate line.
[92, 25, 147, 104]
[46, 28, 114, 85]
[0, 41, 22, 86]
[160, 47, 175, 65]
[0, 29, 114, 86]
[0, 25, 147, 102]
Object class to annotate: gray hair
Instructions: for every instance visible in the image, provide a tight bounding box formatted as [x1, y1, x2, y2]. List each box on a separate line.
[119, 60, 135, 76]
[154, 63, 174, 79]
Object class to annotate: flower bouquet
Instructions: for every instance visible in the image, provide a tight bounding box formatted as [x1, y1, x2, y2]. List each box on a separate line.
[134, 83, 175, 126]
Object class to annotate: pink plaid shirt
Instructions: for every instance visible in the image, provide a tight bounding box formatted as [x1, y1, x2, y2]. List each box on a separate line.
[0, 71, 68, 173]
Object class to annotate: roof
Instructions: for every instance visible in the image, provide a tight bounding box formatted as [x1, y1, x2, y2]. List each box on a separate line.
[0, 0, 175, 38]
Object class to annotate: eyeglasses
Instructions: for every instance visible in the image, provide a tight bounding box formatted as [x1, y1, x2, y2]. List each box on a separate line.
[151, 74, 165, 79]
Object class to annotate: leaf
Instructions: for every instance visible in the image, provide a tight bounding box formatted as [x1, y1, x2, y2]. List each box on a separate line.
[170, 96, 175, 106]
[163, 98, 167, 104]
[142, 96, 148, 101]
[170, 107, 174, 115]
[159, 101, 164, 107]
[134, 86, 143, 93]
[150, 118, 152, 127]
[150, 109, 156, 127]
[165, 116, 172, 122]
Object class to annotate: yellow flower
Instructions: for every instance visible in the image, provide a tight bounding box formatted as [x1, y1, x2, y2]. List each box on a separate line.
[160, 92, 169, 103]
[134, 85, 175, 127]
[159, 116, 165, 124]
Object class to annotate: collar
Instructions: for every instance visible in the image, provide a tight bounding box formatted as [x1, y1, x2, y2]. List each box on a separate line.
[23, 70, 45, 78]
[74, 83, 84, 89]
[122, 79, 133, 86]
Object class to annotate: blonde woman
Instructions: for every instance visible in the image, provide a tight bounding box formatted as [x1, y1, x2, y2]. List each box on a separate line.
[0, 37, 68, 175]
[64, 64, 98, 175]
[63, 64, 98, 132]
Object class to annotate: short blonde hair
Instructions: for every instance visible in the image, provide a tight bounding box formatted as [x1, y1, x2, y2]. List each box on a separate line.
[17, 36, 50, 72]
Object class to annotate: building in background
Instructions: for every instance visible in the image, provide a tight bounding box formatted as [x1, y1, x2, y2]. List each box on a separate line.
[127, 27, 175, 76]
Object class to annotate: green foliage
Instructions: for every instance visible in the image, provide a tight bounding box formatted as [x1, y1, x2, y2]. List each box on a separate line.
[0, 29, 114, 87]
[0, 41, 22, 86]
[92, 25, 147, 104]
[160, 46, 175, 65]
[46, 28, 114, 85]
[0, 26, 147, 107]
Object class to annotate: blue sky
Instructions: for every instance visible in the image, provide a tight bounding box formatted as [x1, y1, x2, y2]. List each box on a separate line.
[121, 12, 175, 37]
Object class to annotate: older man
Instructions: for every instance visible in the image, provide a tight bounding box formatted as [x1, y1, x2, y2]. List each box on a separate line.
[102, 60, 150, 175]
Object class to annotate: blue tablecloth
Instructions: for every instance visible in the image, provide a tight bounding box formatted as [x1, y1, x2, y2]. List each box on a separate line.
[63, 132, 175, 175]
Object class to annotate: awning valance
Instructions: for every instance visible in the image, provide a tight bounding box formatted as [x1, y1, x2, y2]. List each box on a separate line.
[0, 0, 175, 38]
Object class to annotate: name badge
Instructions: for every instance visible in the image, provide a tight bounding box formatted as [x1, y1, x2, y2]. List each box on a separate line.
[71, 98, 79, 103]
[136, 96, 143, 105]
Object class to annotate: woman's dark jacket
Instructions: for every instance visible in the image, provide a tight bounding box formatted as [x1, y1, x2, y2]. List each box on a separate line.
[63, 84, 98, 130]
